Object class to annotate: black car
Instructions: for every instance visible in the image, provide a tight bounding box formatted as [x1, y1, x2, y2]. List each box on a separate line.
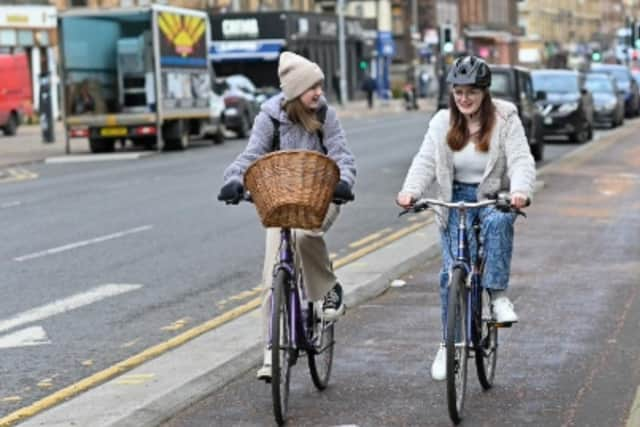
[437, 64, 545, 161]
[531, 69, 594, 143]
[489, 65, 545, 161]
[590, 63, 640, 117]
[585, 73, 625, 128]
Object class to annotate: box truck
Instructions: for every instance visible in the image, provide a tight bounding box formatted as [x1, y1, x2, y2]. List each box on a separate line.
[59, 5, 225, 153]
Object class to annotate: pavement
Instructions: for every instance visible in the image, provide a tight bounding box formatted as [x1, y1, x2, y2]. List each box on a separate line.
[0, 97, 434, 169]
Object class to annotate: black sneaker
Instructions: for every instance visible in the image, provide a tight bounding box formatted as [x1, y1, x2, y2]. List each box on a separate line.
[323, 283, 345, 320]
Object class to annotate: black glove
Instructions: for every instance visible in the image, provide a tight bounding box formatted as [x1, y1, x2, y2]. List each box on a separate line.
[218, 181, 244, 204]
[333, 180, 354, 204]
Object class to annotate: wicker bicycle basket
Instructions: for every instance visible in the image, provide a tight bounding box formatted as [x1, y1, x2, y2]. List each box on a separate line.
[244, 150, 340, 229]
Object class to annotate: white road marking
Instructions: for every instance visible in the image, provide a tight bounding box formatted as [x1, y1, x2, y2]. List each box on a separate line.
[0, 284, 143, 333]
[0, 326, 51, 349]
[14, 225, 153, 262]
[1, 201, 22, 209]
[45, 152, 154, 164]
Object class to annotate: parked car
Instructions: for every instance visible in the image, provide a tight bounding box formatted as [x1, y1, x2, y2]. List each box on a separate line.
[531, 69, 594, 143]
[590, 63, 640, 117]
[585, 73, 625, 128]
[489, 65, 545, 161]
[0, 53, 33, 136]
[437, 64, 545, 161]
[213, 74, 260, 138]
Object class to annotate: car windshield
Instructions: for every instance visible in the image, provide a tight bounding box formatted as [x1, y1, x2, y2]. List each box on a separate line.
[585, 77, 614, 93]
[593, 67, 630, 89]
[532, 74, 579, 93]
[490, 73, 510, 96]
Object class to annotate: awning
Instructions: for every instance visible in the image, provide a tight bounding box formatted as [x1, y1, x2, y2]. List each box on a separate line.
[464, 29, 516, 43]
[209, 38, 286, 62]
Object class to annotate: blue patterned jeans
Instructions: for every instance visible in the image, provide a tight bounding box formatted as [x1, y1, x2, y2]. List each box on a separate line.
[438, 182, 516, 335]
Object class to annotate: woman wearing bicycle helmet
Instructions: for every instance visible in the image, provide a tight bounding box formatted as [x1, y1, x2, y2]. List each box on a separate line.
[218, 52, 356, 382]
[396, 55, 535, 381]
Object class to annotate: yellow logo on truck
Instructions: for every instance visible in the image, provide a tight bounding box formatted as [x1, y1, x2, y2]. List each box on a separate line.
[158, 12, 206, 57]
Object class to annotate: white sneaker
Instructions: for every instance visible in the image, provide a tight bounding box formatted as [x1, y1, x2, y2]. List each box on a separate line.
[431, 345, 446, 381]
[492, 297, 519, 323]
[256, 349, 271, 382]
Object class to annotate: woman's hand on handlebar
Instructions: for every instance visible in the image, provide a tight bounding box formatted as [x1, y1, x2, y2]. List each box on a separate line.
[396, 192, 414, 209]
[510, 191, 529, 209]
[333, 180, 355, 204]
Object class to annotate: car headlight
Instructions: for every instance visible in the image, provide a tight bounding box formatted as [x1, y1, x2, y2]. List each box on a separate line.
[558, 102, 578, 114]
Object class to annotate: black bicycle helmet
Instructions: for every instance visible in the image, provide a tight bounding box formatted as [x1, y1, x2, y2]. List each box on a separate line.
[446, 55, 491, 88]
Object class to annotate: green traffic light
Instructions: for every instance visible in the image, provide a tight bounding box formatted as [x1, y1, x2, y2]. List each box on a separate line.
[635, 39, 640, 49]
[359, 61, 367, 70]
[592, 52, 602, 62]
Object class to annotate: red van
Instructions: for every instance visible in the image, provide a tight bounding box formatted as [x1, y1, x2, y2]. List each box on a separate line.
[0, 53, 33, 136]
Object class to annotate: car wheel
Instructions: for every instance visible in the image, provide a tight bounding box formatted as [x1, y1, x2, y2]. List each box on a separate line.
[211, 123, 225, 145]
[236, 114, 250, 138]
[530, 142, 544, 162]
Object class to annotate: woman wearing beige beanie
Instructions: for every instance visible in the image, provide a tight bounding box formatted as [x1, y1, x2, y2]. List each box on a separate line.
[218, 51, 356, 382]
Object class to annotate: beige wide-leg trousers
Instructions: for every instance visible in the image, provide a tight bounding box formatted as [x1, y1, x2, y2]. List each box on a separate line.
[260, 205, 340, 346]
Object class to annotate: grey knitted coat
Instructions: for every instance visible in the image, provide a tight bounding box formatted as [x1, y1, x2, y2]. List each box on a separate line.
[400, 98, 536, 227]
[223, 93, 356, 187]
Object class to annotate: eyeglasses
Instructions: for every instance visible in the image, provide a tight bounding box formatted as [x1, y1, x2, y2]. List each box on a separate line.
[452, 88, 483, 99]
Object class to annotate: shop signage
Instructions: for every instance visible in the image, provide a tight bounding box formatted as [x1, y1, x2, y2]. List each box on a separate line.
[0, 6, 56, 29]
[222, 18, 259, 39]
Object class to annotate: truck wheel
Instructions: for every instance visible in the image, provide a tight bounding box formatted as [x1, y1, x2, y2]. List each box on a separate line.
[163, 120, 189, 150]
[89, 138, 115, 153]
[2, 113, 18, 136]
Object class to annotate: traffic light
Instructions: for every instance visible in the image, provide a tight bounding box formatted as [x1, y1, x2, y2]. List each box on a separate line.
[636, 22, 640, 49]
[592, 50, 602, 62]
[440, 25, 454, 53]
[359, 60, 368, 71]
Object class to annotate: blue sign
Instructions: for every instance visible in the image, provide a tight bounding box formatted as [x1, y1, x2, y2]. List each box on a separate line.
[376, 31, 395, 58]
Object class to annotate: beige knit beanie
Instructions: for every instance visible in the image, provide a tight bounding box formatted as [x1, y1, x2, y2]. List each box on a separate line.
[278, 51, 325, 101]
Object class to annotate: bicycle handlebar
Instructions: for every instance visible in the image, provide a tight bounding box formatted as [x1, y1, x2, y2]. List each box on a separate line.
[399, 193, 530, 217]
[223, 192, 352, 206]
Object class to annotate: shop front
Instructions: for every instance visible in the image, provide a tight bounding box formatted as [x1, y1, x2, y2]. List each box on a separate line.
[0, 6, 59, 120]
[209, 12, 376, 102]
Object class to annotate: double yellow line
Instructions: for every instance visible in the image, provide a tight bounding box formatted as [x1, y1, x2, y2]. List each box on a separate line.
[0, 215, 432, 426]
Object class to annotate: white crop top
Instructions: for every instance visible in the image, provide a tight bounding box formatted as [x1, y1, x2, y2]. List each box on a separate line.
[453, 141, 489, 183]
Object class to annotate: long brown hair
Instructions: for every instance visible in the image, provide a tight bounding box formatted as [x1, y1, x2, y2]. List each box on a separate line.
[283, 98, 322, 133]
[446, 87, 496, 152]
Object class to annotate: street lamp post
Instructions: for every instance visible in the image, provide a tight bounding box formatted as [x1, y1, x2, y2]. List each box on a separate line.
[337, 0, 348, 104]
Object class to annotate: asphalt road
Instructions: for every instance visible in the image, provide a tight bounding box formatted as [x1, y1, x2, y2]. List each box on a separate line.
[161, 120, 640, 427]
[0, 110, 607, 417]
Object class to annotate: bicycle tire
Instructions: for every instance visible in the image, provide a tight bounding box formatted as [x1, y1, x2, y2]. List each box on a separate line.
[475, 288, 498, 389]
[308, 302, 335, 390]
[446, 267, 468, 425]
[271, 269, 292, 426]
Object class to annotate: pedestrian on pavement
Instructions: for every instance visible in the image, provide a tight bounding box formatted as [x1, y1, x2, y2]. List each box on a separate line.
[361, 75, 377, 109]
[396, 55, 536, 382]
[332, 69, 342, 105]
[218, 51, 356, 382]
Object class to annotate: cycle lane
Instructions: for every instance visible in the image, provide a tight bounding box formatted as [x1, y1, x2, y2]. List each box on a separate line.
[160, 125, 640, 426]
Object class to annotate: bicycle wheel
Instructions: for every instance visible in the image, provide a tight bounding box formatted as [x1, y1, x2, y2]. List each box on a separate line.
[475, 288, 498, 389]
[308, 302, 334, 390]
[446, 267, 468, 425]
[271, 269, 292, 426]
